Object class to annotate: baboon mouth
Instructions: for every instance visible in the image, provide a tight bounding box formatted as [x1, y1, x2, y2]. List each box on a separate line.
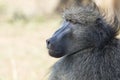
[48, 49, 65, 58]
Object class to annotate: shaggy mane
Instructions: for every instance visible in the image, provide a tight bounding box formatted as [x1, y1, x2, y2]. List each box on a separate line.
[63, 7, 100, 25]
[77, 0, 120, 34]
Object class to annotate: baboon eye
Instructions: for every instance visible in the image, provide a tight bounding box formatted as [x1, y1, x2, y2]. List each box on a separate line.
[66, 19, 78, 24]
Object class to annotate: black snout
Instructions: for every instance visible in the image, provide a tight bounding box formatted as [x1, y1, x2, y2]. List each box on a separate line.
[46, 38, 65, 58]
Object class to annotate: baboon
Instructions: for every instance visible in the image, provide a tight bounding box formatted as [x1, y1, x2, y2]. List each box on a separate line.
[46, 6, 120, 80]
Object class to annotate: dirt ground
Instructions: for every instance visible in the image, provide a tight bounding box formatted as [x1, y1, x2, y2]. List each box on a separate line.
[0, 17, 61, 80]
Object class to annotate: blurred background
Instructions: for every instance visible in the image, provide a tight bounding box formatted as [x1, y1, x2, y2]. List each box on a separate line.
[0, 0, 79, 80]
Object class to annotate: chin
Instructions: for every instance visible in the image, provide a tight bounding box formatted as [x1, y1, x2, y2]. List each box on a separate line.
[48, 49, 65, 58]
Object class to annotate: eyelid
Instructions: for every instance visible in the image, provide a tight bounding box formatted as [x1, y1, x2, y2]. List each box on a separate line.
[66, 19, 77, 24]
[66, 19, 82, 25]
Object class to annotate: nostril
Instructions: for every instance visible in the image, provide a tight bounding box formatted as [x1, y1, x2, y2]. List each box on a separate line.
[46, 39, 50, 45]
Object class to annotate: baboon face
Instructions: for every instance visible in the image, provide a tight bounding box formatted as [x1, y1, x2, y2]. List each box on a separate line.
[46, 8, 100, 58]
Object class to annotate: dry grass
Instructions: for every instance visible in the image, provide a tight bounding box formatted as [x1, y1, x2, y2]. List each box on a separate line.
[0, 16, 61, 80]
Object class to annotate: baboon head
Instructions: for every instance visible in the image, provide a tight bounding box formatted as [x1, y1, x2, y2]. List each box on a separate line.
[46, 7, 115, 58]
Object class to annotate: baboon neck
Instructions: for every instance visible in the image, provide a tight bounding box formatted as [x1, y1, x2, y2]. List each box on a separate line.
[93, 18, 117, 49]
